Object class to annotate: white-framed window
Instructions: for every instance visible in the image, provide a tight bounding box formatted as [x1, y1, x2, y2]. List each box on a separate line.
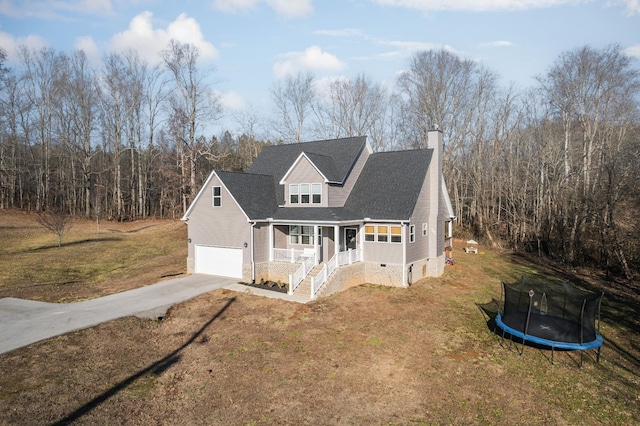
[312, 183, 322, 204]
[289, 183, 322, 205]
[390, 226, 402, 243]
[212, 186, 221, 207]
[410, 225, 416, 243]
[366, 224, 405, 243]
[290, 184, 299, 204]
[300, 184, 310, 204]
[364, 225, 375, 242]
[290, 225, 313, 245]
[377, 225, 388, 242]
[422, 223, 428, 236]
[317, 227, 323, 246]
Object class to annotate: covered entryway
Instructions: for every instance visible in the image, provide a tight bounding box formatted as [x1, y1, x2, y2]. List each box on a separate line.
[195, 245, 243, 278]
[344, 227, 357, 250]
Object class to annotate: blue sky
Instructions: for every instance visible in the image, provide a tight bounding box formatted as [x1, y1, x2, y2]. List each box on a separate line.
[1, 0, 639, 133]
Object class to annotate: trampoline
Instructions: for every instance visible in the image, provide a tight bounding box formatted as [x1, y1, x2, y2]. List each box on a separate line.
[495, 277, 604, 365]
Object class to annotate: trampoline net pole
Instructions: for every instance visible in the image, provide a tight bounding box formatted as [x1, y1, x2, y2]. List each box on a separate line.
[522, 290, 534, 356]
[579, 299, 587, 345]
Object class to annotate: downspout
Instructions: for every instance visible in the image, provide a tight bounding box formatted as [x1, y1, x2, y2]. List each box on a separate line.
[402, 222, 407, 287]
[250, 221, 256, 283]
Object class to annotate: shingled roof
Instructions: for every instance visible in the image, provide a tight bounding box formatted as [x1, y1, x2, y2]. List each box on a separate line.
[188, 139, 435, 223]
[271, 207, 361, 222]
[215, 170, 278, 220]
[343, 149, 433, 221]
[247, 136, 366, 185]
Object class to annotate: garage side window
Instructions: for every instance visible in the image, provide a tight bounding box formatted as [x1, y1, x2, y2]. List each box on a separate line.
[212, 186, 221, 207]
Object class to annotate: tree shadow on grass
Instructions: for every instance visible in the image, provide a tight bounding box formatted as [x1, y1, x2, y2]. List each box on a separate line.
[51, 296, 236, 426]
[106, 225, 157, 233]
[29, 237, 122, 251]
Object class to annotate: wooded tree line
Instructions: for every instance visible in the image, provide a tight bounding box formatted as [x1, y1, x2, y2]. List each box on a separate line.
[0, 42, 638, 280]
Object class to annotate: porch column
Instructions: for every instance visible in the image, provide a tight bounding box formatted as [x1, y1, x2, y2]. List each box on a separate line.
[313, 224, 319, 265]
[334, 225, 339, 257]
[269, 223, 274, 261]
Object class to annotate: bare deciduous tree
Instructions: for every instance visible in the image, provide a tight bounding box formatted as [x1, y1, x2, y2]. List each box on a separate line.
[162, 39, 220, 210]
[271, 71, 315, 143]
[313, 74, 389, 150]
[37, 210, 74, 247]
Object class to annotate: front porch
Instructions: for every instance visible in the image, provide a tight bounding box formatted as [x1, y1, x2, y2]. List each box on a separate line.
[269, 246, 363, 299]
[266, 223, 362, 298]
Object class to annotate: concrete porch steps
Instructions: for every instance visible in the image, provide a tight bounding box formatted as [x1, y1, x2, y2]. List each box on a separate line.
[293, 264, 324, 298]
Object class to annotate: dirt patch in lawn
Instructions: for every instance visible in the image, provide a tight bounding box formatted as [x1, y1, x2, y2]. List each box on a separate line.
[0, 212, 638, 424]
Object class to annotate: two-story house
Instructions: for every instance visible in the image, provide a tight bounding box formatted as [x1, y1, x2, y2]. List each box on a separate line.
[181, 129, 455, 299]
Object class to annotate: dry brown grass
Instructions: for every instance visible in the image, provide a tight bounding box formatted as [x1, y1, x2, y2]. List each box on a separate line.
[0, 210, 187, 302]
[0, 210, 638, 425]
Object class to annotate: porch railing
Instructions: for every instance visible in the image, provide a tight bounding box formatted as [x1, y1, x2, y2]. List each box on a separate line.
[288, 252, 316, 295]
[337, 247, 361, 266]
[310, 248, 361, 299]
[272, 248, 307, 263]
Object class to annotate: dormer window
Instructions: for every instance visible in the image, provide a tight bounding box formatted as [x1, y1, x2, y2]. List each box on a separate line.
[300, 184, 310, 203]
[289, 183, 322, 205]
[312, 183, 322, 203]
[290, 184, 299, 204]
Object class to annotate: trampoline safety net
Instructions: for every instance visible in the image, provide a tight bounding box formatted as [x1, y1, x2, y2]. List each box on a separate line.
[499, 277, 603, 347]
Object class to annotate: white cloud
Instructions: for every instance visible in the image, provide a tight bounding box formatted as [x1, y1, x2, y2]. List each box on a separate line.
[616, 0, 640, 15]
[312, 75, 348, 101]
[266, 0, 312, 18]
[0, 31, 48, 61]
[314, 28, 364, 37]
[624, 44, 640, 58]
[0, 0, 112, 19]
[373, 0, 589, 12]
[217, 90, 247, 110]
[213, 0, 312, 18]
[75, 35, 101, 64]
[212, 0, 260, 13]
[273, 45, 346, 78]
[374, 40, 441, 59]
[479, 40, 516, 48]
[108, 11, 218, 65]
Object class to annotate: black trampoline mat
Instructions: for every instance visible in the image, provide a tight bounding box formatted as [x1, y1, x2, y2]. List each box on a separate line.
[501, 311, 595, 344]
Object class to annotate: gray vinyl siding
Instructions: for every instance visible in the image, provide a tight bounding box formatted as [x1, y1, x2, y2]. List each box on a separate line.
[407, 168, 444, 264]
[186, 173, 251, 264]
[406, 175, 430, 264]
[323, 226, 335, 261]
[282, 156, 327, 207]
[253, 223, 270, 263]
[328, 146, 370, 207]
[274, 225, 288, 249]
[362, 223, 403, 264]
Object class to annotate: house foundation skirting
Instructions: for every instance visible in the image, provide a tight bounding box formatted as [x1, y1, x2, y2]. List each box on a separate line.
[251, 261, 301, 284]
[409, 254, 446, 283]
[316, 262, 365, 298]
[194, 254, 445, 291]
[250, 256, 446, 293]
[364, 263, 405, 287]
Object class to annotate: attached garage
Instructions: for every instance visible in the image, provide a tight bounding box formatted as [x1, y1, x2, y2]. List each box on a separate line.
[194, 245, 243, 278]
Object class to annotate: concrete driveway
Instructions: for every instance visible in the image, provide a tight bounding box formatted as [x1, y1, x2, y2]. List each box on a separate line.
[0, 274, 307, 355]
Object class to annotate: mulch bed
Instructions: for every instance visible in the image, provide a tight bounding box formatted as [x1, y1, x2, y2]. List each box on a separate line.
[240, 280, 288, 293]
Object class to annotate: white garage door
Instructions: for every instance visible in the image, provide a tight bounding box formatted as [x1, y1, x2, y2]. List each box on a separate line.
[195, 245, 243, 278]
